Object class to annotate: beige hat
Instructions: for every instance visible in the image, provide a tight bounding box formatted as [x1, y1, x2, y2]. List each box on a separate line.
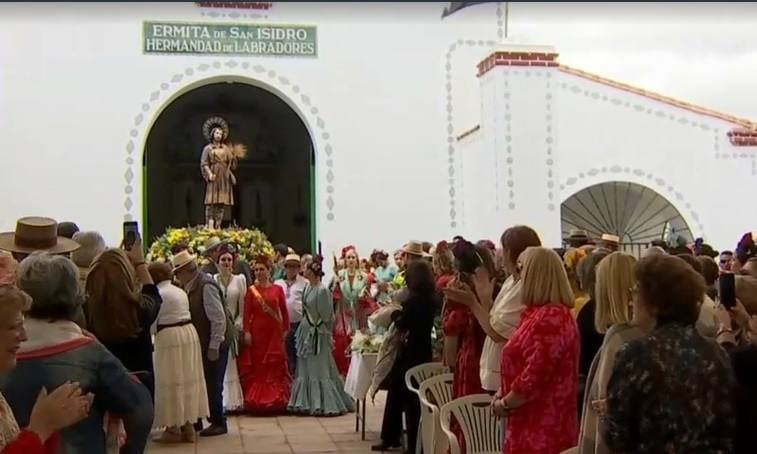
[171, 250, 197, 272]
[284, 253, 301, 265]
[71, 231, 107, 267]
[568, 229, 589, 240]
[403, 240, 431, 258]
[0, 217, 80, 255]
[203, 237, 224, 256]
[601, 234, 620, 244]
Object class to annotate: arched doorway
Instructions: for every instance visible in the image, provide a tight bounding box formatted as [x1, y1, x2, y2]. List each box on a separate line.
[561, 181, 693, 255]
[143, 81, 314, 253]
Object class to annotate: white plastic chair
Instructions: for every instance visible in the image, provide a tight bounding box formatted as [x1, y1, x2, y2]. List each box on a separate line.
[440, 394, 503, 454]
[417, 373, 454, 454]
[405, 362, 449, 454]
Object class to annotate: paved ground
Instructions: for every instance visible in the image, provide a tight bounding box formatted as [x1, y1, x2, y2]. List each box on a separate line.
[148, 394, 386, 454]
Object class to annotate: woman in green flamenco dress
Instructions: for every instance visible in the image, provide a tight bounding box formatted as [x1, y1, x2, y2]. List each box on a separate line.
[288, 256, 355, 416]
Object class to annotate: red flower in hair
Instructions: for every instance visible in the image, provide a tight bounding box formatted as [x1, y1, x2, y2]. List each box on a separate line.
[342, 245, 357, 258]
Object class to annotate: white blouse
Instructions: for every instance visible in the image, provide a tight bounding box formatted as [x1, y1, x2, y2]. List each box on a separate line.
[155, 281, 192, 326]
[214, 273, 247, 326]
[479, 276, 523, 391]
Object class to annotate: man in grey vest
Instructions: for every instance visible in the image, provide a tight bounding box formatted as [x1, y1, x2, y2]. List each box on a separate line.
[201, 236, 253, 286]
[172, 250, 228, 437]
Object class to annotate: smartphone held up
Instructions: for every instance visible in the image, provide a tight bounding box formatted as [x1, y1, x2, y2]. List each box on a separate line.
[719, 272, 736, 309]
[122, 221, 140, 251]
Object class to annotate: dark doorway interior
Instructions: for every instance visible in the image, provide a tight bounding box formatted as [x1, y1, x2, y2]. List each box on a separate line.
[144, 81, 314, 253]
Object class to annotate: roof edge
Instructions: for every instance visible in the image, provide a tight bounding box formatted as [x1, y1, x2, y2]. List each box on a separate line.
[559, 65, 757, 130]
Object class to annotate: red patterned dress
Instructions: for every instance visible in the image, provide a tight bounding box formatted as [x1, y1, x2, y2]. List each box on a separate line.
[444, 302, 486, 398]
[237, 284, 292, 413]
[500, 304, 580, 454]
[443, 293, 486, 454]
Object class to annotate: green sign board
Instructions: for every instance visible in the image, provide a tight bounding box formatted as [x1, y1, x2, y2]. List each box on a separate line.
[143, 21, 317, 58]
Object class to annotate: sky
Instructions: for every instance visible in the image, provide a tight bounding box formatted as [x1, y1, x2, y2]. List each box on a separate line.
[501, 2, 757, 120]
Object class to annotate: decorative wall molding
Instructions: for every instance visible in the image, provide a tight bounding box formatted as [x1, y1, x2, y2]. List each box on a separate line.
[123, 60, 336, 223]
[445, 38, 497, 229]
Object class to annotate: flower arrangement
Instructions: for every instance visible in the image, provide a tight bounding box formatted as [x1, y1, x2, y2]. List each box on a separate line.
[350, 331, 384, 354]
[146, 225, 274, 263]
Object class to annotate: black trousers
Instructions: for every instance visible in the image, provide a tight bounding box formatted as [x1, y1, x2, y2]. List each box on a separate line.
[201, 344, 229, 428]
[380, 371, 421, 449]
[286, 322, 300, 376]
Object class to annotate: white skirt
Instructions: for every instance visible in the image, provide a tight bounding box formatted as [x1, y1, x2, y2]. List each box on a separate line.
[153, 323, 209, 428]
[223, 350, 244, 411]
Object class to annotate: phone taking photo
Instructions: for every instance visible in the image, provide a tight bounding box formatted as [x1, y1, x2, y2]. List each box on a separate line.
[123, 221, 139, 251]
[719, 272, 736, 309]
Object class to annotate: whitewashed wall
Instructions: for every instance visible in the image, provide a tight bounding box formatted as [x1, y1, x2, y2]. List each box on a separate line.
[459, 48, 757, 250]
[555, 71, 757, 250]
[0, 2, 505, 258]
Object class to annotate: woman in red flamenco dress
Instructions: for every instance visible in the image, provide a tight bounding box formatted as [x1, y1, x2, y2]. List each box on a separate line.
[441, 239, 495, 453]
[237, 255, 292, 413]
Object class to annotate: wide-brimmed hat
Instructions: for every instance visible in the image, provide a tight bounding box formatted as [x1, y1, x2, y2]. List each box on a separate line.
[567, 229, 589, 240]
[0, 217, 80, 255]
[284, 253, 301, 265]
[403, 240, 431, 258]
[71, 231, 107, 268]
[203, 236, 224, 256]
[171, 250, 197, 272]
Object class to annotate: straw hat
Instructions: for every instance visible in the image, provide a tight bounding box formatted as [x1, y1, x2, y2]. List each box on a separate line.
[284, 253, 301, 265]
[171, 250, 197, 272]
[0, 217, 80, 255]
[567, 229, 589, 240]
[601, 234, 620, 244]
[403, 240, 431, 258]
[203, 236, 223, 256]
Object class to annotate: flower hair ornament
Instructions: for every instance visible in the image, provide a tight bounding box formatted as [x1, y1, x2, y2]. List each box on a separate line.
[341, 245, 357, 259]
[736, 232, 757, 263]
[216, 243, 237, 260]
[371, 249, 389, 262]
[451, 238, 484, 274]
[308, 255, 325, 277]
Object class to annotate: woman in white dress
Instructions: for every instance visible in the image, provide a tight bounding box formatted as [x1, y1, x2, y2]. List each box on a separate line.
[148, 262, 209, 443]
[213, 243, 246, 413]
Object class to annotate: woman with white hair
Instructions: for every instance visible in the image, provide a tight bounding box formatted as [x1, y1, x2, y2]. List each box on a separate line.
[492, 247, 580, 454]
[0, 253, 153, 454]
[148, 262, 208, 443]
[70, 231, 106, 291]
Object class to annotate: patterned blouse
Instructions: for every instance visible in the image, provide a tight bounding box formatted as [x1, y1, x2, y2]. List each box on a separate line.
[604, 323, 736, 454]
[500, 304, 580, 454]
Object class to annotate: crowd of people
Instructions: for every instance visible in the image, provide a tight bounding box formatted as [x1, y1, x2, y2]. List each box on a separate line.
[0, 215, 756, 454]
